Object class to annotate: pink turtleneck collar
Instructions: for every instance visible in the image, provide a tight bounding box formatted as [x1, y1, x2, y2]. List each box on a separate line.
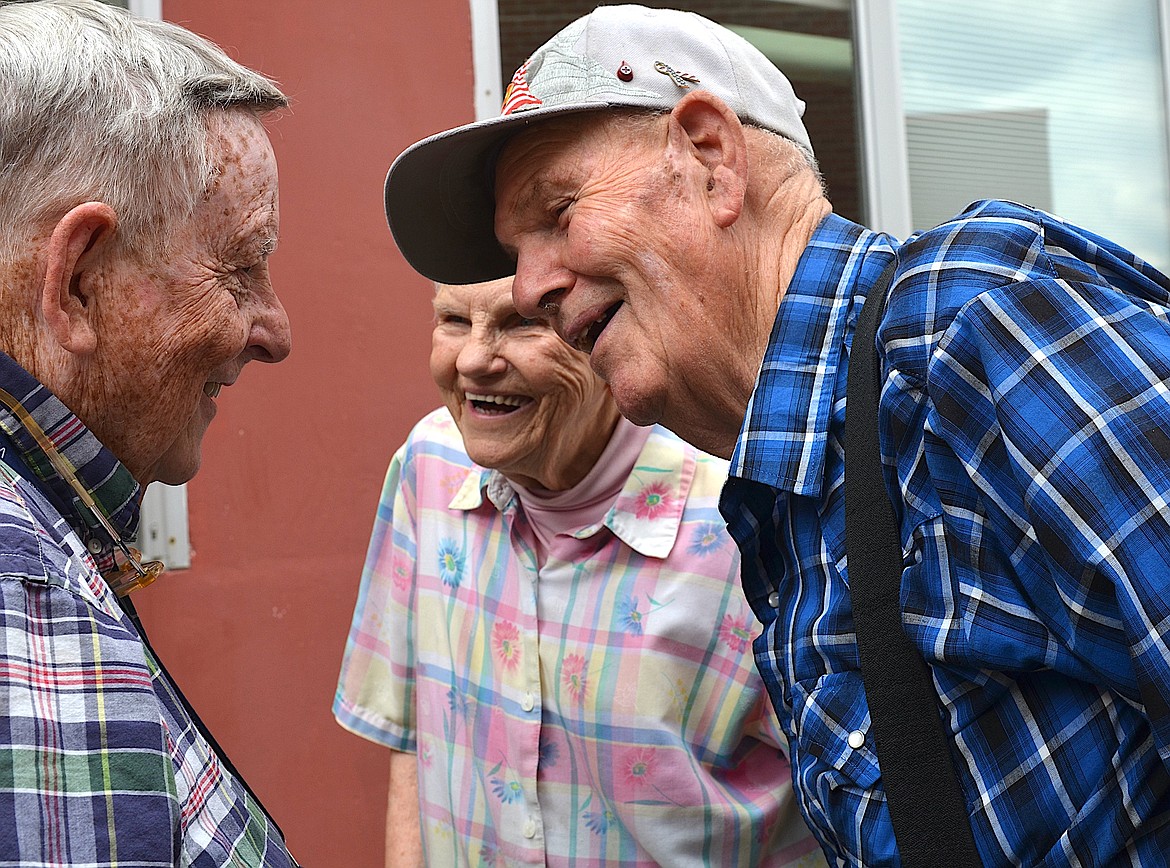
[510, 416, 652, 564]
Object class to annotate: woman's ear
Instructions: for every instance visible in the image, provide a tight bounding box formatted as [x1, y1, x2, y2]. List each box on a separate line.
[668, 90, 748, 228]
[41, 201, 118, 356]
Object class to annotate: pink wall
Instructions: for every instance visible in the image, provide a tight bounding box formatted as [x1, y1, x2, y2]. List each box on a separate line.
[132, 2, 476, 865]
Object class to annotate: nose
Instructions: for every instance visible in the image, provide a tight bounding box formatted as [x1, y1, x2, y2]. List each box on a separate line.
[248, 284, 292, 364]
[455, 325, 506, 377]
[510, 245, 571, 320]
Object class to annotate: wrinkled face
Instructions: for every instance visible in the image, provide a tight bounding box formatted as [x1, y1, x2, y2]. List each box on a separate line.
[430, 277, 618, 491]
[87, 110, 291, 486]
[495, 113, 731, 434]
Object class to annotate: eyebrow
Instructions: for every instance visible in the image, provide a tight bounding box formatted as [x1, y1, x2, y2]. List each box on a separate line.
[512, 178, 558, 214]
[496, 178, 561, 259]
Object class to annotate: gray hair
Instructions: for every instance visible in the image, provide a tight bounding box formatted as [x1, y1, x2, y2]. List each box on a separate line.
[0, 0, 288, 257]
[744, 124, 824, 190]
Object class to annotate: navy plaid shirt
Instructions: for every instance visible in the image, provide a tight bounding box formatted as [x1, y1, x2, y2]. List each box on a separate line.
[721, 201, 1170, 866]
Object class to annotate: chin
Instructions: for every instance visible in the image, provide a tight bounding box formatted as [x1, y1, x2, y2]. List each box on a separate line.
[608, 380, 662, 430]
[461, 439, 514, 471]
[149, 442, 203, 487]
[150, 462, 200, 487]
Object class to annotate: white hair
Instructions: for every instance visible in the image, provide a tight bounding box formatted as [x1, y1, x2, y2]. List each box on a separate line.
[744, 124, 824, 191]
[0, 0, 288, 257]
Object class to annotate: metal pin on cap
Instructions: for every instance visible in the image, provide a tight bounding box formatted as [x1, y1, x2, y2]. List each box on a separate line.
[654, 60, 699, 88]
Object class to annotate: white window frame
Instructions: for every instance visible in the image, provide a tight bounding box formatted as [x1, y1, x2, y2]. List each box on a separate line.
[1160, 0, 1170, 181]
[128, 0, 161, 17]
[470, 0, 503, 120]
[852, 0, 912, 237]
[853, 0, 1170, 241]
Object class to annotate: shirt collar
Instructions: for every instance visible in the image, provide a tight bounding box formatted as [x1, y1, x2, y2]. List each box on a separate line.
[448, 425, 697, 560]
[0, 351, 142, 565]
[728, 213, 897, 496]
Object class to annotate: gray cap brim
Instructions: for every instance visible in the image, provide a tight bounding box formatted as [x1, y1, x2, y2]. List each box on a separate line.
[384, 103, 612, 286]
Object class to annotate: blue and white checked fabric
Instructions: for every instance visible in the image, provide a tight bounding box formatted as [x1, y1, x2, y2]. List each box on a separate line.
[721, 201, 1170, 865]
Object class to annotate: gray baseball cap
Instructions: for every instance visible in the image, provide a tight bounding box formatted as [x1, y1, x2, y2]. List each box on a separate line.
[384, 4, 812, 285]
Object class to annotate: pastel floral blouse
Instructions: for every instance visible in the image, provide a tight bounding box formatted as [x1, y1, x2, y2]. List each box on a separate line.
[335, 408, 824, 867]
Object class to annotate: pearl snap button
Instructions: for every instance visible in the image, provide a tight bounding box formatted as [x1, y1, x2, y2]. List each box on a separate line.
[848, 729, 866, 750]
[767, 591, 780, 608]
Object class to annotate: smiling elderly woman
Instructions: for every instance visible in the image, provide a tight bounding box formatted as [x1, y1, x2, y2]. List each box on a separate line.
[334, 276, 823, 867]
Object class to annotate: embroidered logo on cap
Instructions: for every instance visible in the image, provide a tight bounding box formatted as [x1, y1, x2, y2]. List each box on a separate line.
[501, 59, 543, 114]
[654, 61, 699, 89]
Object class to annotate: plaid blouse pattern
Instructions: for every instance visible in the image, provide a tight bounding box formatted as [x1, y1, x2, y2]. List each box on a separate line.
[335, 409, 824, 867]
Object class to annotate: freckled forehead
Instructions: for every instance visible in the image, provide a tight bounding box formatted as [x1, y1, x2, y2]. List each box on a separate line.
[201, 112, 279, 242]
[205, 114, 274, 187]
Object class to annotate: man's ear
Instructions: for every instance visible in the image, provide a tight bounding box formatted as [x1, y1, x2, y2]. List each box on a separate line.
[41, 202, 118, 357]
[668, 90, 748, 228]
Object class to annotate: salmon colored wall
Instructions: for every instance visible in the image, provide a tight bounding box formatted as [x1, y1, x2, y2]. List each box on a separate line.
[131, 2, 476, 865]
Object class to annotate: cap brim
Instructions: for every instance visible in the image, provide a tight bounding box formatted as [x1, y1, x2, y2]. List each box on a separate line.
[384, 103, 612, 286]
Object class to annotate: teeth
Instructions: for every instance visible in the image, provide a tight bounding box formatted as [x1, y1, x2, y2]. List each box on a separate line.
[467, 393, 525, 407]
[203, 382, 222, 398]
[576, 303, 619, 353]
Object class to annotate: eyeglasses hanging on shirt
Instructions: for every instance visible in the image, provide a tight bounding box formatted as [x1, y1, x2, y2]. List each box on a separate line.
[0, 386, 163, 596]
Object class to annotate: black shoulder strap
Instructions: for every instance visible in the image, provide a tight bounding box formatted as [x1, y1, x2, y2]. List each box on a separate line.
[844, 261, 983, 866]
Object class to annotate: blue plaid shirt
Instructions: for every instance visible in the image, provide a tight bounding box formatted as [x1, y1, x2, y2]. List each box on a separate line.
[721, 200, 1170, 866]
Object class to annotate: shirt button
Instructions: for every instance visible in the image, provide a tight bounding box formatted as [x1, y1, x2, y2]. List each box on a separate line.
[521, 692, 535, 712]
[87, 538, 104, 554]
[848, 729, 866, 750]
[767, 591, 780, 608]
[522, 817, 537, 839]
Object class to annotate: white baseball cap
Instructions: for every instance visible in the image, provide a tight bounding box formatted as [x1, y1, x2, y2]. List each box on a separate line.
[384, 4, 812, 284]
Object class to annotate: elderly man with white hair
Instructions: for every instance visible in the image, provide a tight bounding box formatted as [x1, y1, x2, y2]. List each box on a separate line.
[382, 5, 1170, 866]
[0, 1, 295, 864]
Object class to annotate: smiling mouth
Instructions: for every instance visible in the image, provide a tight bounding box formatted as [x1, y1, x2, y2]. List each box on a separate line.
[575, 303, 621, 354]
[466, 393, 532, 416]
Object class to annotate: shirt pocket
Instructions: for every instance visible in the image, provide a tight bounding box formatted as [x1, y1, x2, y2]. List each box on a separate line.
[790, 670, 881, 794]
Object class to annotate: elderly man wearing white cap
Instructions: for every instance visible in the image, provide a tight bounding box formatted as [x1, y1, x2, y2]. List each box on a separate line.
[383, 5, 1170, 867]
